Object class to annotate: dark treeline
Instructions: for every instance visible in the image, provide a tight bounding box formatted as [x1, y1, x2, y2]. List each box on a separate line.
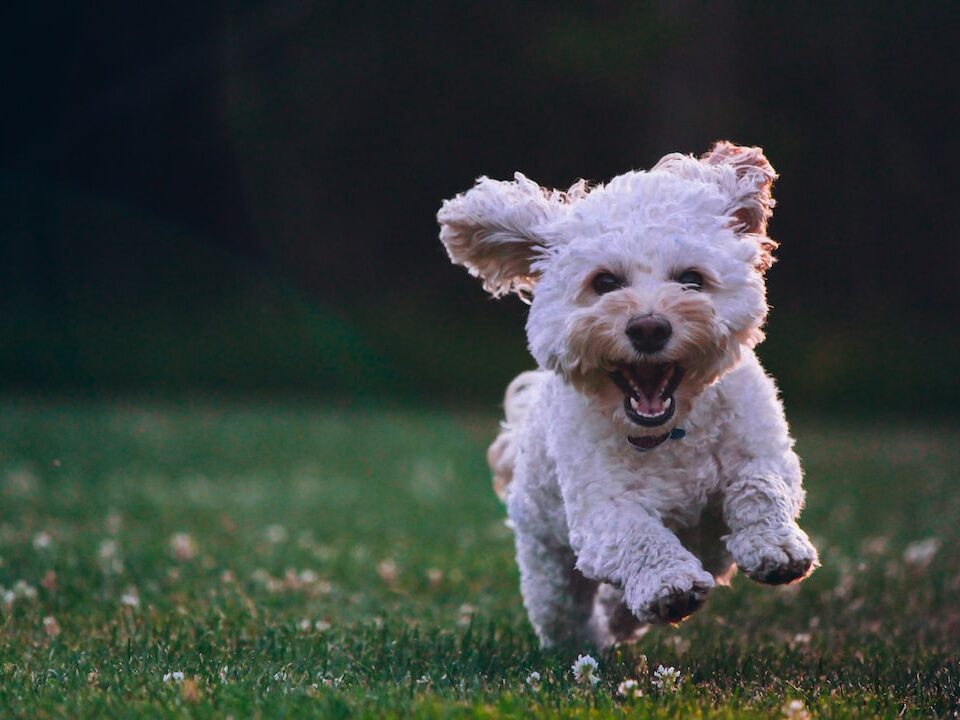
[2, 2, 958, 411]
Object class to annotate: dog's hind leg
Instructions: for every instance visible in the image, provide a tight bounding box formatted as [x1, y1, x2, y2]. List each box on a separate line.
[488, 371, 546, 500]
[590, 583, 647, 649]
[514, 531, 598, 648]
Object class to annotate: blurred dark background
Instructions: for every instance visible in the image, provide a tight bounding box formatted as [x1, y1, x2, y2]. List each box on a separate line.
[3, 2, 958, 414]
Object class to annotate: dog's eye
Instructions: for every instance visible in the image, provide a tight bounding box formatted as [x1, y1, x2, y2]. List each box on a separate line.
[591, 272, 624, 295]
[676, 269, 705, 290]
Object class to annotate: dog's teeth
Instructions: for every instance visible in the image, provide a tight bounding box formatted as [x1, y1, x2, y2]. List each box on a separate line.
[663, 397, 673, 409]
[630, 397, 640, 411]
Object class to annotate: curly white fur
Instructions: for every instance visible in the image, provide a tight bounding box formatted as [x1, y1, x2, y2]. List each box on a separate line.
[438, 142, 818, 649]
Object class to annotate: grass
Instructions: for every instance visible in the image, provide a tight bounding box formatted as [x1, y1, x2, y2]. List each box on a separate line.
[0, 398, 958, 718]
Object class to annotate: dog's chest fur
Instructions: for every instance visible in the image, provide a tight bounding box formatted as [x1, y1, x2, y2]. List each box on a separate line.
[524, 368, 741, 533]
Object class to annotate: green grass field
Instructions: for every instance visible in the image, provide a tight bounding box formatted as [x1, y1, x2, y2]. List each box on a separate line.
[1, 399, 958, 718]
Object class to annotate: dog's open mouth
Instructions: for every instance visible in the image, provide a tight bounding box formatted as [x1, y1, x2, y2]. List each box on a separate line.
[609, 362, 685, 427]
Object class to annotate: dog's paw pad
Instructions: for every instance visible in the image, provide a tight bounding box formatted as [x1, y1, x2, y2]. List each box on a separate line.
[653, 586, 708, 623]
[728, 525, 819, 586]
[630, 571, 714, 625]
[753, 555, 814, 585]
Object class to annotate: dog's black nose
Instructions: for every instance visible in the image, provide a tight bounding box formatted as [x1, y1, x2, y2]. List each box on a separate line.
[626, 315, 672, 353]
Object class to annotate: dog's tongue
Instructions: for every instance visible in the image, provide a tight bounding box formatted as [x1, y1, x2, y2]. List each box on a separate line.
[631, 390, 667, 416]
[631, 365, 669, 415]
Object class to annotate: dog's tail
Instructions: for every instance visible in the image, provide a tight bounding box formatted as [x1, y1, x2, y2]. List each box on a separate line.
[488, 370, 546, 500]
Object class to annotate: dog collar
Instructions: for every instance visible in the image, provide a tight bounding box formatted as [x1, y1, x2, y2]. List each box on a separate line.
[627, 427, 686, 452]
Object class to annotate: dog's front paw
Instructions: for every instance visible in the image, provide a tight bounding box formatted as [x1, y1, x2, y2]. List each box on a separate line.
[727, 524, 819, 585]
[626, 567, 715, 624]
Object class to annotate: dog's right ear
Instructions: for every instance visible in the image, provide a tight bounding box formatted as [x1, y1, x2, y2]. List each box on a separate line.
[438, 173, 570, 298]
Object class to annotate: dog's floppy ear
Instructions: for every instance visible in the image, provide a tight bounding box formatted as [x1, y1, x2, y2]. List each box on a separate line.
[438, 173, 570, 298]
[700, 141, 777, 235]
[700, 141, 778, 271]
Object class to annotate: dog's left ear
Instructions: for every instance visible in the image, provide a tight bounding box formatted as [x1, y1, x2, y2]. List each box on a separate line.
[700, 141, 778, 271]
[438, 173, 573, 298]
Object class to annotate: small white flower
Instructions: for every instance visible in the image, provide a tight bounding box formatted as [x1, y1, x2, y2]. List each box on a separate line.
[298, 569, 319, 585]
[525, 671, 541, 690]
[163, 671, 185, 683]
[98, 539, 124, 574]
[42, 615, 61, 638]
[903, 537, 941, 568]
[13, 580, 37, 601]
[313, 579, 333, 595]
[456, 603, 475, 626]
[2, 590, 14, 607]
[120, 588, 140, 608]
[314, 620, 331, 632]
[617, 678, 643, 699]
[321, 673, 344, 688]
[32, 532, 53, 550]
[98, 539, 118, 560]
[377, 559, 398, 584]
[297, 618, 312, 632]
[782, 698, 811, 719]
[169, 533, 198, 562]
[571, 654, 600, 686]
[265, 524, 288, 544]
[652, 664, 681, 692]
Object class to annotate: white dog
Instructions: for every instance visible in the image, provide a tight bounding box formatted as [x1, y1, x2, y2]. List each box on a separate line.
[437, 142, 819, 649]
